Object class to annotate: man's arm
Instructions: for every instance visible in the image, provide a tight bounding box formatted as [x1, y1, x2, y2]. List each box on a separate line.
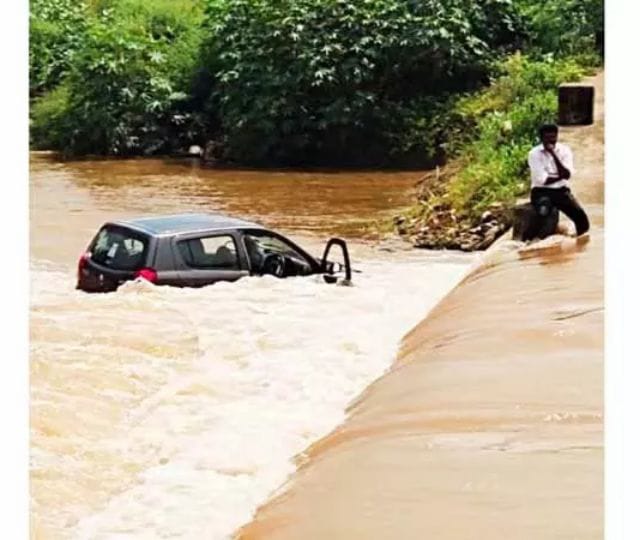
[543, 177, 560, 186]
[547, 147, 572, 180]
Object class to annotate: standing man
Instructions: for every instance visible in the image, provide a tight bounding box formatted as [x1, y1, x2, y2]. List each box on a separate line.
[528, 123, 590, 237]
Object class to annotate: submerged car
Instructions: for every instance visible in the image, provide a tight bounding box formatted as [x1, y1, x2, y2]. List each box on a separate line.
[77, 213, 352, 292]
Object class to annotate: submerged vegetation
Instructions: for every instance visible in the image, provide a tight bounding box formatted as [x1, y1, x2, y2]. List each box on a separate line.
[30, 0, 604, 247]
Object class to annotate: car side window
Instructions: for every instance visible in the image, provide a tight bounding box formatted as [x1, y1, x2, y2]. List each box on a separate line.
[178, 235, 240, 270]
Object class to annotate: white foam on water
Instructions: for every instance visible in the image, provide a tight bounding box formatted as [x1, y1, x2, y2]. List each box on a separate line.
[30, 252, 471, 539]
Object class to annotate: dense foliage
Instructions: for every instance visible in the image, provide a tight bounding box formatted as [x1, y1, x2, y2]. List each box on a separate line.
[30, 0, 604, 171]
[30, 0, 88, 97]
[199, 0, 523, 165]
[31, 0, 525, 161]
[516, 0, 604, 57]
[31, 0, 205, 155]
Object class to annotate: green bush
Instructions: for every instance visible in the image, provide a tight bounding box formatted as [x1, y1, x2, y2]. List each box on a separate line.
[30, 0, 88, 97]
[30, 83, 74, 149]
[105, 0, 205, 88]
[199, 0, 523, 166]
[516, 0, 604, 57]
[30, 0, 206, 156]
[449, 91, 556, 215]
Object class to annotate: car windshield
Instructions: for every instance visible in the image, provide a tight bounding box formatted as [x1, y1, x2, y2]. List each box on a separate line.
[246, 233, 308, 262]
[90, 226, 149, 271]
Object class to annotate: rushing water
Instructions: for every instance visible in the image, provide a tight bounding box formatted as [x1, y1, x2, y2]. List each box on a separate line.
[29, 153, 473, 539]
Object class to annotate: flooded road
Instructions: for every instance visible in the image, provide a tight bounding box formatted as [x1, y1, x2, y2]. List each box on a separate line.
[29, 154, 473, 538]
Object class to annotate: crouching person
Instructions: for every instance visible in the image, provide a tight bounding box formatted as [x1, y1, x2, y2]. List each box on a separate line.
[527, 123, 590, 237]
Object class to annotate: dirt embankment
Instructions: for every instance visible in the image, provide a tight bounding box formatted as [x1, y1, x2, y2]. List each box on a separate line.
[237, 71, 604, 540]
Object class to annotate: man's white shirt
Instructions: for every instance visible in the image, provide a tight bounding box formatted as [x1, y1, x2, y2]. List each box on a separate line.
[527, 143, 574, 189]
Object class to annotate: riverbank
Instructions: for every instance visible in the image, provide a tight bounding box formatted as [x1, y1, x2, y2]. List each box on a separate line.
[393, 57, 601, 251]
[236, 71, 603, 539]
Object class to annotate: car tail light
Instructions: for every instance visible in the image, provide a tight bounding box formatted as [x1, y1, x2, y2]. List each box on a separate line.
[135, 267, 158, 283]
[77, 252, 90, 278]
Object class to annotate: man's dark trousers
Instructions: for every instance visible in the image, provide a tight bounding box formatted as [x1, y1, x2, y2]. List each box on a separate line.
[531, 186, 590, 236]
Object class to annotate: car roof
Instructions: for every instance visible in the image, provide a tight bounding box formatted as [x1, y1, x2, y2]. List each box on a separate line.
[111, 213, 264, 236]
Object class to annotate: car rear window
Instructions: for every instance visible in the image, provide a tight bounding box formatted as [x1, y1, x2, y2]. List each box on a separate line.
[90, 226, 149, 271]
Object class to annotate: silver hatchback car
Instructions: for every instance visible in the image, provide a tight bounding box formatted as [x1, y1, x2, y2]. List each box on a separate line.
[77, 213, 352, 292]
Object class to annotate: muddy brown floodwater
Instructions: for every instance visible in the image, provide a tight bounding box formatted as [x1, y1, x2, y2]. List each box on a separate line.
[31, 71, 604, 540]
[29, 154, 474, 539]
[30, 154, 426, 267]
